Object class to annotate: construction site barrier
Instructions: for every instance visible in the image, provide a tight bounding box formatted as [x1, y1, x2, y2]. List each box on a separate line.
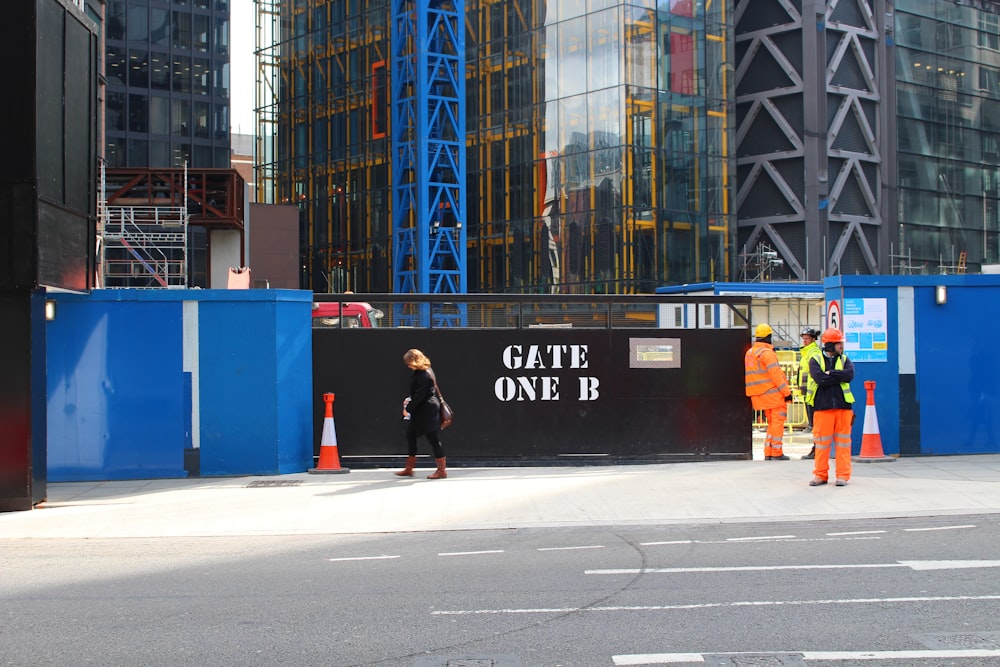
[309, 393, 350, 474]
[752, 349, 809, 432]
[853, 380, 895, 462]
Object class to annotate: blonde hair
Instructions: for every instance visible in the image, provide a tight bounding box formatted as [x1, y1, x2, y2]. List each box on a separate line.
[403, 348, 431, 370]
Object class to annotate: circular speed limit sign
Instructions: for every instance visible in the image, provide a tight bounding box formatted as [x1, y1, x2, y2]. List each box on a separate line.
[827, 300, 841, 331]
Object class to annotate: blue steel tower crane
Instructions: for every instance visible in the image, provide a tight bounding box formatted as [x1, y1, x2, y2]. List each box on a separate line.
[391, 0, 467, 326]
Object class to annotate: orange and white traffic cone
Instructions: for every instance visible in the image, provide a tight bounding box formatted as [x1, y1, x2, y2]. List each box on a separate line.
[853, 380, 895, 463]
[308, 393, 350, 474]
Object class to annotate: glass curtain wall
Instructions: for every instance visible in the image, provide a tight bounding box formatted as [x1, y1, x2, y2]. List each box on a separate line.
[468, 0, 735, 292]
[895, 0, 1000, 271]
[265, 0, 392, 291]
[263, 0, 734, 292]
[104, 0, 231, 168]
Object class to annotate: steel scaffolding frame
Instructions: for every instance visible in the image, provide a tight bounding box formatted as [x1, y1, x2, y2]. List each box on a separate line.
[391, 0, 467, 325]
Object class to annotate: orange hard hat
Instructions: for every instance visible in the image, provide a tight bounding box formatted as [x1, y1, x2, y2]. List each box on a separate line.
[821, 327, 845, 344]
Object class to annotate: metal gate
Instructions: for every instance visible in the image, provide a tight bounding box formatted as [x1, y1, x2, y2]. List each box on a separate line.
[313, 294, 753, 465]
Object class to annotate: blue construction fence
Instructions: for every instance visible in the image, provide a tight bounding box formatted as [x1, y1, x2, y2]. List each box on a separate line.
[826, 274, 1000, 456]
[45, 289, 314, 481]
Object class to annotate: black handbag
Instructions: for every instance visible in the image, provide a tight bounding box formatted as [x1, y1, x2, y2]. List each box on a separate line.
[431, 372, 454, 430]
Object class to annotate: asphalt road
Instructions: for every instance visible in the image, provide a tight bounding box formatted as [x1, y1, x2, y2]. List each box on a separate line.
[4, 514, 1000, 666]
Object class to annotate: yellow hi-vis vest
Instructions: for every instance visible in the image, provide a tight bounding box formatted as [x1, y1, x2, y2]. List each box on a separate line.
[807, 354, 855, 406]
[798, 341, 821, 406]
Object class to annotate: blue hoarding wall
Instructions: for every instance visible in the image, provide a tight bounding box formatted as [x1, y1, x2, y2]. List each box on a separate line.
[826, 275, 1000, 456]
[46, 290, 313, 480]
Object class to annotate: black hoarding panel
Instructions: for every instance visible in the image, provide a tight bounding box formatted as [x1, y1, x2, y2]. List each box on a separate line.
[0, 184, 40, 289]
[32, 0, 97, 291]
[37, 0, 65, 203]
[314, 328, 752, 463]
[0, 292, 42, 512]
[37, 202, 91, 291]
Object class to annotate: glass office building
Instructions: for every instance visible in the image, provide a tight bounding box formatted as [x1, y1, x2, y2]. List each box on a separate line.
[258, 0, 736, 293]
[104, 0, 231, 168]
[895, 0, 1000, 271]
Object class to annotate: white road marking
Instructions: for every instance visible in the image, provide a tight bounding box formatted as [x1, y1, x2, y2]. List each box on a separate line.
[726, 534, 796, 541]
[438, 550, 505, 557]
[613, 649, 1000, 664]
[900, 559, 1000, 570]
[586, 560, 1000, 575]
[904, 524, 976, 532]
[826, 530, 886, 536]
[327, 555, 399, 562]
[642, 537, 880, 545]
[431, 593, 1000, 616]
[537, 545, 605, 551]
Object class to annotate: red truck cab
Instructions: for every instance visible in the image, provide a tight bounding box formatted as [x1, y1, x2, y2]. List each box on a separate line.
[312, 301, 384, 328]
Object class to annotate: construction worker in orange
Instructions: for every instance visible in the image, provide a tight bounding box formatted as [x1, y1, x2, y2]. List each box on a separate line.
[745, 323, 793, 460]
[807, 328, 855, 487]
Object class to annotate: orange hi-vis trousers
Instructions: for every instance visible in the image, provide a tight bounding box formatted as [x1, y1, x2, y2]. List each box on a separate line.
[762, 406, 787, 458]
[812, 408, 853, 482]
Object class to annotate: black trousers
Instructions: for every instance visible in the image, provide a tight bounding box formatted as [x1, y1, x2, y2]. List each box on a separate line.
[406, 425, 445, 459]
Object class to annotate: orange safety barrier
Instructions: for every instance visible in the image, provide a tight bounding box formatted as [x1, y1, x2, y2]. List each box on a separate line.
[309, 392, 350, 474]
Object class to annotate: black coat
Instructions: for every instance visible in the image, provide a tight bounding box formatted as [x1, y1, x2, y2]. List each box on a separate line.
[404, 368, 441, 435]
[808, 353, 855, 411]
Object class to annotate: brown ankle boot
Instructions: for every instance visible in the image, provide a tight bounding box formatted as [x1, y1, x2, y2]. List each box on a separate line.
[395, 456, 417, 477]
[427, 457, 447, 479]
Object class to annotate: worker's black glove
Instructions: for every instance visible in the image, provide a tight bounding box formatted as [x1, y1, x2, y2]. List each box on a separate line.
[784, 394, 793, 402]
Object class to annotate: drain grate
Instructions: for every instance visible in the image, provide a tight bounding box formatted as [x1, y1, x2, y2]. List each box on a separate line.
[245, 480, 303, 488]
[914, 632, 1000, 650]
[412, 656, 520, 667]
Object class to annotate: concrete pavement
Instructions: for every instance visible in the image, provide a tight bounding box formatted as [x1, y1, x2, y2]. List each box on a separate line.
[2, 434, 999, 539]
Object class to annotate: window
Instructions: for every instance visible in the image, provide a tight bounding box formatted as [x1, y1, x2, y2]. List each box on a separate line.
[107, 92, 126, 131]
[980, 12, 1000, 51]
[193, 14, 209, 52]
[150, 52, 170, 90]
[151, 8, 169, 46]
[150, 96, 169, 134]
[107, 1, 125, 40]
[129, 94, 148, 132]
[127, 3, 148, 41]
[106, 46, 126, 85]
[173, 11, 192, 50]
[172, 99, 191, 136]
[193, 59, 210, 95]
[128, 139, 148, 166]
[173, 56, 192, 93]
[128, 50, 149, 87]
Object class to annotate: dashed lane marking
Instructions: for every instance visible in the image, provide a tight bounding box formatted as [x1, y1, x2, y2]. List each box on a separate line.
[586, 560, 1000, 575]
[537, 545, 605, 551]
[327, 555, 400, 562]
[438, 550, 505, 557]
[904, 524, 976, 532]
[430, 594, 1000, 616]
[726, 534, 796, 541]
[826, 530, 886, 536]
[612, 649, 1000, 664]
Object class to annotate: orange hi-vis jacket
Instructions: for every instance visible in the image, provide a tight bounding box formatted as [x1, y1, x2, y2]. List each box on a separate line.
[744, 341, 791, 410]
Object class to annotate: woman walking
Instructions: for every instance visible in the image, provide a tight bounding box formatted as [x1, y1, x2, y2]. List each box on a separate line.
[395, 348, 448, 479]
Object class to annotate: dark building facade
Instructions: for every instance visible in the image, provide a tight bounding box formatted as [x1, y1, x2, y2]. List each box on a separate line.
[736, 0, 1000, 279]
[104, 0, 231, 169]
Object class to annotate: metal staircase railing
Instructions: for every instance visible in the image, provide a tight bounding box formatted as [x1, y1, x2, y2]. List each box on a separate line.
[99, 164, 190, 288]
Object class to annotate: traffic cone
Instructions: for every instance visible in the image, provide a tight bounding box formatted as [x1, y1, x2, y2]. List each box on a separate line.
[853, 380, 895, 463]
[309, 393, 350, 474]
